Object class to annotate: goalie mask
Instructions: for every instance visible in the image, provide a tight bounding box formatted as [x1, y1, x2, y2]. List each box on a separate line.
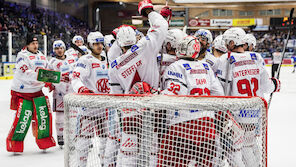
[223, 27, 246, 46]
[72, 35, 84, 45]
[87, 31, 104, 49]
[117, 26, 137, 47]
[194, 29, 213, 44]
[212, 35, 227, 53]
[165, 28, 187, 49]
[176, 36, 201, 59]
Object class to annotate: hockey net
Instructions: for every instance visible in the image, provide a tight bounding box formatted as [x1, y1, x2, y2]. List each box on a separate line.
[64, 94, 267, 167]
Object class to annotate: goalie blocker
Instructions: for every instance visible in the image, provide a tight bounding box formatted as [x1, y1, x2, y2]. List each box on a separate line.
[7, 92, 55, 152]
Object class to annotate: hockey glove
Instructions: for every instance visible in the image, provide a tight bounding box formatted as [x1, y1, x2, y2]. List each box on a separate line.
[78, 86, 94, 94]
[160, 6, 172, 23]
[138, 0, 153, 17]
[271, 77, 281, 92]
[129, 82, 157, 94]
[45, 82, 55, 93]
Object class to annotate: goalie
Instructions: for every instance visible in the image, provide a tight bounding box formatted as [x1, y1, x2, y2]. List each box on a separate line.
[6, 34, 56, 153]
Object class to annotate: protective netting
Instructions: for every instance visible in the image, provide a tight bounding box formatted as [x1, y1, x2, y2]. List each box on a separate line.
[64, 94, 267, 167]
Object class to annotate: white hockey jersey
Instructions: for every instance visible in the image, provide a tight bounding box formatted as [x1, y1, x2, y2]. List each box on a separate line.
[216, 52, 275, 98]
[199, 51, 219, 73]
[48, 57, 74, 95]
[71, 53, 110, 94]
[65, 48, 80, 59]
[107, 41, 122, 65]
[11, 49, 47, 93]
[157, 53, 178, 89]
[162, 59, 224, 96]
[108, 11, 168, 94]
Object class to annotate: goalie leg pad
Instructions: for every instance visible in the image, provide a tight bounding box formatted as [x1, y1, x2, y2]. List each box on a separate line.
[6, 99, 33, 152]
[33, 96, 56, 149]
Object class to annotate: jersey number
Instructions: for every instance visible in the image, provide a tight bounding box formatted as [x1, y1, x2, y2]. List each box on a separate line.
[237, 78, 258, 96]
[167, 83, 180, 95]
[190, 88, 210, 95]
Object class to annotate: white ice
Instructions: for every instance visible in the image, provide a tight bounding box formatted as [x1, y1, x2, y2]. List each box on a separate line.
[0, 66, 295, 167]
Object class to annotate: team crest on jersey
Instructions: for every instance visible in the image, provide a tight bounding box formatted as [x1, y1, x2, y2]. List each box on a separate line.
[202, 63, 209, 70]
[230, 56, 236, 64]
[183, 63, 192, 70]
[131, 45, 139, 53]
[111, 60, 117, 68]
[92, 63, 100, 68]
[250, 53, 257, 60]
[96, 78, 110, 93]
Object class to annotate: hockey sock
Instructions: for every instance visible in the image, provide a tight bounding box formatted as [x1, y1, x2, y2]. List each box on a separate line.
[55, 112, 64, 145]
[6, 99, 33, 152]
[33, 96, 56, 149]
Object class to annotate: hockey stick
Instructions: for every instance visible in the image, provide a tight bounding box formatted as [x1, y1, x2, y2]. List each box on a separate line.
[268, 8, 294, 109]
[70, 42, 86, 55]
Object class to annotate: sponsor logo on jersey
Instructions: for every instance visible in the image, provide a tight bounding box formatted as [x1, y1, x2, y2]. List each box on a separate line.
[234, 60, 255, 67]
[239, 109, 260, 118]
[29, 56, 35, 60]
[116, 52, 138, 69]
[41, 56, 46, 60]
[92, 63, 100, 68]
[57, 62, 62, 69]
[131, 45, 139, 53]
[38, 106, 48, 130]
[145, 36, 150, 40]
[190, 109, 199, 113]
[68, 59, 75, 64]
[111, 60, 117, 68]
[230, 56, 236, 64]
[168, 71, 183, 79]
[77, 63, 86, 68]
[183, 63, 192, 70]
[96, 71, 108, 77]
[16, 110, 32, 134]
[174, 111, 180, 118]
[61, 67, 70, 72]
[233, 68, 259, 78]
[202, 63, 210, 70]
[16, 58, 23, 63]
[35, 61, 44, 66]
[250, 53, 257, 60]
[206, 59, 214, 66]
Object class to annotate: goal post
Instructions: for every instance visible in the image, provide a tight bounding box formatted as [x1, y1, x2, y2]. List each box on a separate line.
[64, 94, 267, 167]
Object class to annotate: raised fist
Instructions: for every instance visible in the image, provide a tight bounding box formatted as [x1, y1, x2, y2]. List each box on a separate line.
[138, 0, 153, 17]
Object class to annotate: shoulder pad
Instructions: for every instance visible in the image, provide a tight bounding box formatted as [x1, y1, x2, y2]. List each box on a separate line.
[250, 52, 257, 60]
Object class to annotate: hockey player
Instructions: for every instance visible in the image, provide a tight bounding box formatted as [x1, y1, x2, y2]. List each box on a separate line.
[159, 36, 223, 166]
[65, 35, 85, 58]
[6, 35, 56, 153]
[216, 27, 280, 167]
[71, 31, 109, 167]
[243, 33, 265, 66]
[48, 40, 74, 148]
[158, 28, 186, 89]
[107, 0, 168, 166]
[194, 29, 219, 72]
[212, 35, 227, 58]
[292, 55, 296, 73]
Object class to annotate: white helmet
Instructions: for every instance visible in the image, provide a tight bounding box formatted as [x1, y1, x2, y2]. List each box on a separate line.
[243, 33, 257, 48]
[165, 29, 187, 49]
[79, 45, 90, 54]
[104, 34, 115, 47]
[87, 31, 104, 48]
[72, 35, 84, 44]
[223, 27, 246, 46]
[53, 40, 66, 51]
[117, 26, 137, 47]
[212, 35, 227, 53]
[194, 29, 213, 44]
[176, 36, 201, 59]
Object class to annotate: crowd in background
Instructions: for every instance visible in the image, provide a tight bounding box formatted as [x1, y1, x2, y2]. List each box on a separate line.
[1, 1, 296, 58]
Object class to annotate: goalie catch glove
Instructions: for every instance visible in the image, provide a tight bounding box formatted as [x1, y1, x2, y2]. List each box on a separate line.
[271, 77, 281, 92]
[138, 0, 153, 17]
[78, 86, 94, 94]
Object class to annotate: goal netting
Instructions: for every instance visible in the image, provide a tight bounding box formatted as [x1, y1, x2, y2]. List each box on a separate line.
[64, 94, 267, 167]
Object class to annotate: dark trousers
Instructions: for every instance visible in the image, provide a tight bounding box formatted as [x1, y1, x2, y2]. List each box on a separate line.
[272, 64, 279, 78]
